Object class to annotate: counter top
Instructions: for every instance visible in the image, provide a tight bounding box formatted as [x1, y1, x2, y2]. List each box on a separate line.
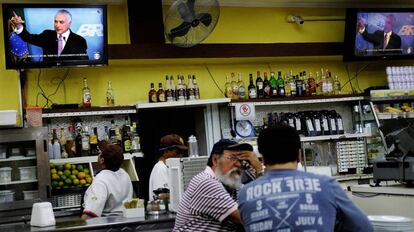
[350, 184, 414, 196]
[0, 213, 175, 232]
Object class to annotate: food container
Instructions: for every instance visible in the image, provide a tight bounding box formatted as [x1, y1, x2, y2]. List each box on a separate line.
[0, 167, 12, 183]
[25, 148, 36, 157]
[0, 190, 14, 203]
[0, 145, 6, 159]
[9, 147, 21, 157]
[23, 190, 39, 200]
[0, 110, 17, 126]
[19, 166, 37, 181]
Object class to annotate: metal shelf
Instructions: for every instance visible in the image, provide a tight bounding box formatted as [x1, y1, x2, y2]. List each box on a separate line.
[377, 112, 414, 120]
[370, 95, 414, 103]
[229, 94, 364, 106]
[0, 156, 36, 162]
[0, 179, 38, 185]
[50, 153, 142, 164]
[42, 106, 136, 118]
[300, 132, 372, 142]
[136, 98, 230, 109]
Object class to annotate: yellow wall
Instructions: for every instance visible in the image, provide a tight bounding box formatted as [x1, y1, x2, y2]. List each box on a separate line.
[0, 5, 390, 117]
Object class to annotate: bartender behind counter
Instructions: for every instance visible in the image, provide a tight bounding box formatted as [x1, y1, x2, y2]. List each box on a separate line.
[149, 134, 188, 201]
[81, 142, 133, 219]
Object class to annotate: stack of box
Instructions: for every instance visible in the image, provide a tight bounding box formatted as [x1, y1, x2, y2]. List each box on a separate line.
[336, 140, 366, 173]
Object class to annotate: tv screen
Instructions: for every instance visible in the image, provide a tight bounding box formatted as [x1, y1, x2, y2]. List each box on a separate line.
[2, 4, 108, 69]
[344, 8, 414, 61]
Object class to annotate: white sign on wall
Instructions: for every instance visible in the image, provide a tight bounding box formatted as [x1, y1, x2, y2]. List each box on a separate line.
[235, 103, 255, 121]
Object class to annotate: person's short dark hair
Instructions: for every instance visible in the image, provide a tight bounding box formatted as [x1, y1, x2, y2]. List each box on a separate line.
[98, 141, 124, 172]
[258, 124, 301, 165]
[207, 139, 253, 167]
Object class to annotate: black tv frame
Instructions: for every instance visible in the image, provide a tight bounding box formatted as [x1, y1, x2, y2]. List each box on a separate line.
[343, 8, 414, 62]
[2, 4, 108, 69]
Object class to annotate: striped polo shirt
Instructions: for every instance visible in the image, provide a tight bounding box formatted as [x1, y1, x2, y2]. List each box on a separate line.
[173, 166, 238, 232]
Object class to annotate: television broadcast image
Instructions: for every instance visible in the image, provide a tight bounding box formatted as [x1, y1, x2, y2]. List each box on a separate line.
[355, 12, 414, 57]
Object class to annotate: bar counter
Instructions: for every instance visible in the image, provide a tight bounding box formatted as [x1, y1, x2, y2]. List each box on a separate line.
[0, 213, 175, 232]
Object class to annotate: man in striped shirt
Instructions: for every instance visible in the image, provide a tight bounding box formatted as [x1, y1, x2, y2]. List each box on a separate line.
[173, 139, 263, 232]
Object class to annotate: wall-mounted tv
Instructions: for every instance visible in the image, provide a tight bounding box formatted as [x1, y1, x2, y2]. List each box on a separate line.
[344, 8, 414, 61]
[2, 4, 108, 69]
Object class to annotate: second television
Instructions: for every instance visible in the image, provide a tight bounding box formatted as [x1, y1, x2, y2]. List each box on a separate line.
[2, 4, 108, 69]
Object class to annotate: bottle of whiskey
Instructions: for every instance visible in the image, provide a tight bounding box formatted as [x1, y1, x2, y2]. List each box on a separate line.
[315, 71, 322, 96]
[157, 83, 166, 102]
[82, 78, 91, 108]
[90, 127, 99, 156]
[325, 70, 334, 96]
[263, 72, 271, 98]
[289, 71, 297, 97]
[170, 75, 176, 101]
[302, 71, 309, 96]
[165, 75, 174, 102]
[269, 72, 278, 98]
[231, 72, 239, 100]
[224, 75, 233, 98]
[106, 81, 115, 106]
[307, 72, 317, 96]
[296, 74, 303, 97]
[333, 75, 341, 95]
[237, 73, 246, 99]
[187, 76, 196, 100]
[122, 126, 132, 153]
[177, 76, 186, 101]
[193, 75, 200, 99]
[248, 74, 257, 99]
[284, 72, 292, 97]
[256, 71, 264, 98]
[148, 83, 157, 103]
[81, 126, 90, 157]
[131, 122, 141, 153]
[277, 72, 285, 97]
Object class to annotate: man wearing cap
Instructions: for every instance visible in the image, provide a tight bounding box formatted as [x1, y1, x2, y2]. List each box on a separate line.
[148, 134, 188, 201]
[81, 142, 133, 219]
[173, 139, 263, 232]
[238, 124, 373, 232]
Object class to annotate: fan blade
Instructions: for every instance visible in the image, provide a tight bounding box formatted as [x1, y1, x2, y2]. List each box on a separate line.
[177, 1, 195, 22]
[197, 13, 212, 27]
[169, 22, 192, 39]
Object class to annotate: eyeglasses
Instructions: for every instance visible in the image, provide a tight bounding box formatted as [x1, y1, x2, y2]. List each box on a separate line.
[223, 155, 240, 164]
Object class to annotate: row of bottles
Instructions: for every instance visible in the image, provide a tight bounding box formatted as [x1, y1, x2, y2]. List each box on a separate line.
[262, 110, 345, 137]
[225, 69, 342, 100]
[82, 78, 115, 108]
[47, 117, 141, 160]
[149, 75, 200, 103]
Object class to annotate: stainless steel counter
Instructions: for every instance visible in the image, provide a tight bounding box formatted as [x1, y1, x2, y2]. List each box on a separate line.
[0, 213, 175, 232]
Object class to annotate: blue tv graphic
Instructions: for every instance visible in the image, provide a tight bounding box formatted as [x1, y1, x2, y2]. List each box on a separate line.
[23, 8, 104, 62]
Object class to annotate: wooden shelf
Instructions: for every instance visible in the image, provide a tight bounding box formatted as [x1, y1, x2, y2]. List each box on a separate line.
[136, 98, 230, 109]
[229, 94, 365, 106]
[42, 106, 136, 118]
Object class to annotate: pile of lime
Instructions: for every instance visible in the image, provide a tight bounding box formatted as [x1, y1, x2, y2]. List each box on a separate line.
[50, 162, 93, 189]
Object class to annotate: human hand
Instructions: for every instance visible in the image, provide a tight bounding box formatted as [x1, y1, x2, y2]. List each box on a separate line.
[10, 11, 24, 29]
[236, 151, 262, 173]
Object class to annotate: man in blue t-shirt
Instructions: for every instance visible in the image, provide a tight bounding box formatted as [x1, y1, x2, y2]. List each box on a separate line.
[238, 124, 373, 232]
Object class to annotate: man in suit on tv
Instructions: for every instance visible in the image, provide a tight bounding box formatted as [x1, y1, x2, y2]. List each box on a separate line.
[357, 14, 402, 54]
[11, 9, 89, 61]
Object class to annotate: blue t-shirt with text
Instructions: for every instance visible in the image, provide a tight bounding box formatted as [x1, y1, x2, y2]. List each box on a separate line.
[238, 169, 373, 232]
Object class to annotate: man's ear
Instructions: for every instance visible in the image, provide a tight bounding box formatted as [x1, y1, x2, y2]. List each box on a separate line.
[212, 154, 218, 166]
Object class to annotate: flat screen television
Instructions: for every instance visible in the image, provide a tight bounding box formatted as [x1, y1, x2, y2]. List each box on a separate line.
[2, 4, 108, 69]
[344, 8, 414, 61]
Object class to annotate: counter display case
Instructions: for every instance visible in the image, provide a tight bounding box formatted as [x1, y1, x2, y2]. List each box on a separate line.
[0, 127, 49, 224]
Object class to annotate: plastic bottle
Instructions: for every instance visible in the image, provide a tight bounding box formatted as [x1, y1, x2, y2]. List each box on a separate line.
[188, 135, 199, 157]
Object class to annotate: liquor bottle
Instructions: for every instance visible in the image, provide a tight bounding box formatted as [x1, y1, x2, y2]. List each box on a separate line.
[131, 122, 141, 153]
[263, 72, 271, 98]
[59, 128, 68, 158]
[248, 74, 257, 99]
[65, 126, 75, 158]
[157, 83, 166, 102]
[277, 71, 285, 97]
[256, 71, 264, 98]
[333, 75, 341, 95]
[170, 75, 176, 101]
[325, 70, 334, 96]
[81, 126, 90, 156]
[122, 126, 132, 153]
[75, 126, 82, 157]
[269, 72, 278, 98]
[148, 83, 157, 103]
[187, 75, 196, 100]
[123, 116, 130, 133]
[315, 71, 322, 96]
[183, 75, 189, 95]
[296, 74, 303, 97]
[103, 126, 110, 142]
[236, 73, 246, 100]
[106, 81, 115, 106]
[82, 78, 91, 108]
[320, 69, 328, 96]
[177, 76, 186, 101]
[307, 72, 317, 96]
[165, 75, 174, 102]
[284, 73, 292, 97]
[115, 124, 122, 146]
[302, 71, 309, 96]
[290, 72, 297, 97]
[231, 72, 239, 100]
[224, 75, 233, 98]
[90, 127, 99, 156]
[192, 75, 200, 99]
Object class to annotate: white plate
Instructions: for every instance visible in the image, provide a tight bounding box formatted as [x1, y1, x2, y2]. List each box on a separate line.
[368, 215, 413, 223]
